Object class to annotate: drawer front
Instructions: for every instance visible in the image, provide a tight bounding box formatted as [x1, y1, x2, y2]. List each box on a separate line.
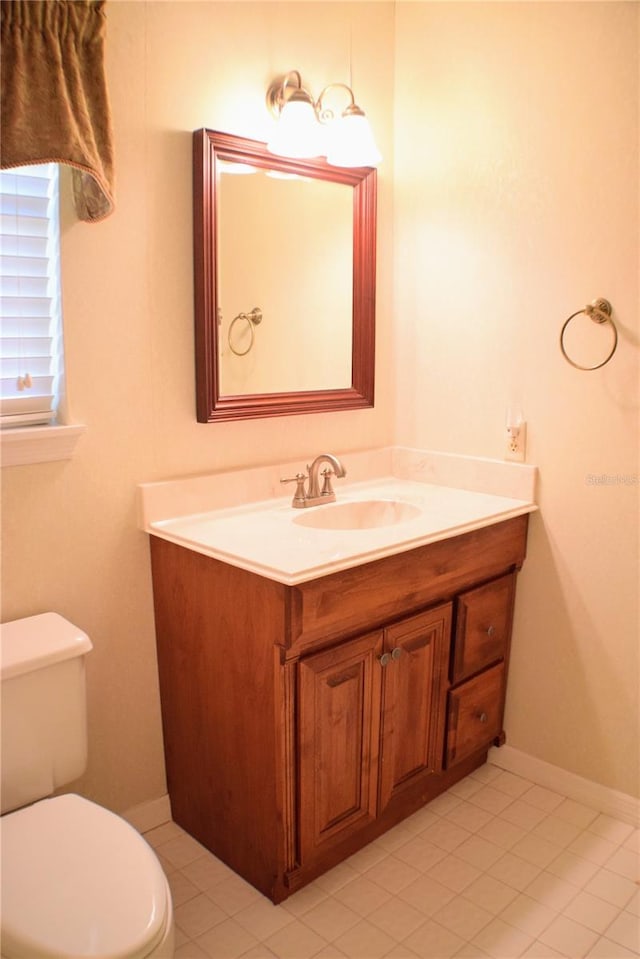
[452, 573, 515, 683]
[445, 662, 505, 768]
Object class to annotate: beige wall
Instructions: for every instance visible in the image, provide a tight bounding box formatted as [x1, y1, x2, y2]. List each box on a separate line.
[394, 2, 639, 797]
[0, 1, 395, 813]
[1, 1, 638, 813]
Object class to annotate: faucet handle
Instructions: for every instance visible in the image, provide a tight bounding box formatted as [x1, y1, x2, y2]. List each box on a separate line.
[280, 472, 307, 506]
[320, 467, 335, 497]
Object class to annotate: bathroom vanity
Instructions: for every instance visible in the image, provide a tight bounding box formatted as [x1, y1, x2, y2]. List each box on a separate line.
[142, 451, 536, 904]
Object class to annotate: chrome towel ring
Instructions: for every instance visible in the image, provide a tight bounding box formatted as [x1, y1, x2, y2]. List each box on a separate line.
[228, 307, 263, 357]
[560, 298, 617, 371]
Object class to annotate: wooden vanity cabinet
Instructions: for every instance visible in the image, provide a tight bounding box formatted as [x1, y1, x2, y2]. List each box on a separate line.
[150, 513, 529, 903]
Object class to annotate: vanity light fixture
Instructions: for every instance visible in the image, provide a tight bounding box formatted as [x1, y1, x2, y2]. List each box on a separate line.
[266, 70, 382, 168]
[266, 71, 325, 159]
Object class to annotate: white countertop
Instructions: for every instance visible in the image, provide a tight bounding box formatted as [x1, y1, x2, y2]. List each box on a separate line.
[139, 449, 538, 586]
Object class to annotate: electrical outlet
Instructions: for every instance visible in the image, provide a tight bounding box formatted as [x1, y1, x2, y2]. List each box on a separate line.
[505, 421, 527, 462]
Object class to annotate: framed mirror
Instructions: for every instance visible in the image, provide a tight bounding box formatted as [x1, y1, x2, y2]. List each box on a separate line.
[193, 129, 377, 422]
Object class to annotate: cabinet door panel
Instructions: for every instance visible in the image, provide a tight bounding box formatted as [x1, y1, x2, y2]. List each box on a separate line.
[379, 604, 451, 811]
[298, 631, 383, 863]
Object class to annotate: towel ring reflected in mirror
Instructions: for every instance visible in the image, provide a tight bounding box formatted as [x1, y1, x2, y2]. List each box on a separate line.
[228, 308, 263, 357]
[559, 298, 618, 371]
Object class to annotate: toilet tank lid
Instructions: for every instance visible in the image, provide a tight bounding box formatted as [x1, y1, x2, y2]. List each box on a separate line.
[1, 613, 92, 680]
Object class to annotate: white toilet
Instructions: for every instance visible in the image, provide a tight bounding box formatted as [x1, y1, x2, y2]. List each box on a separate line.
[0, 612, 175, 959]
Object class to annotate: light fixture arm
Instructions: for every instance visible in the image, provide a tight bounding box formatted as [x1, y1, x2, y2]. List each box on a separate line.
[266, 70, 315, 117]
[267, 75, 364, 124]
[315, 83, 362, 124]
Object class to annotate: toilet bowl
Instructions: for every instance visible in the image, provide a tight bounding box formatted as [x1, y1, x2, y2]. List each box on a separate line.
[0, 613, 175, 958]
[1, 795, 174, 959]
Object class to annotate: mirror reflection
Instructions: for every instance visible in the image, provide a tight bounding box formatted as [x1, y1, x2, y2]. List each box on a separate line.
[193, 130, 377, 423]
[218, 166, 353, 396]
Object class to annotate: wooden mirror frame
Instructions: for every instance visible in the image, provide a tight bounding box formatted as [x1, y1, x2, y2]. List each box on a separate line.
[193, 129, 377, 422]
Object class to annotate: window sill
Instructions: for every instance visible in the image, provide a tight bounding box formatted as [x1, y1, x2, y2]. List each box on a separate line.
[0, 424, 86, 468]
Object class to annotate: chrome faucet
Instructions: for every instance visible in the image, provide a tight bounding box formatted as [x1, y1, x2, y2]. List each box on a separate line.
[281, 453, 347, 508]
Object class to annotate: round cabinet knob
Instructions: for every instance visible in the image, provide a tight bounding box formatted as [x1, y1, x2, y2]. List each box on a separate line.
[391, 647, 403, 661]
[486, 625, 496, 637]
[379, 652, 391, 667]
[479, 712, 489, 724]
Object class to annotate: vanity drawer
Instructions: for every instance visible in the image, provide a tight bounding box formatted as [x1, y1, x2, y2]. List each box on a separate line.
[451, 573, 515, 683]
[445, 662, 505, 768]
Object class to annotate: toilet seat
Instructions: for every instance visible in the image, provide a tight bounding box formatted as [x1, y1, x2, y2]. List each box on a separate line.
[1, 794, 171, 959]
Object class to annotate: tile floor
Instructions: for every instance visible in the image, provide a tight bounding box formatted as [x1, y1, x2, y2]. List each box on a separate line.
[143, 763, 639, 959]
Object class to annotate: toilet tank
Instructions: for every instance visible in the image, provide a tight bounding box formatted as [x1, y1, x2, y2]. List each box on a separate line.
[0, 613, 93, 814]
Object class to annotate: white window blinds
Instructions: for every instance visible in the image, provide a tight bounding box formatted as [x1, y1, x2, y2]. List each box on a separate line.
[0, 164, 62, 428]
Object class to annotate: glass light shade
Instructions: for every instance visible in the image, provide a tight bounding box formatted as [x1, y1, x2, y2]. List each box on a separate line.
[326, 111, 382, 168]
[267, 98, 325, 159]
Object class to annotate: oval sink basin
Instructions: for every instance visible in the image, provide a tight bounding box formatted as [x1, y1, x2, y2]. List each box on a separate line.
[293, 499, 422, 531]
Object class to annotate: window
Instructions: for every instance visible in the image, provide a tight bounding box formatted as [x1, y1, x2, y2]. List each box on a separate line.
[0, 163, 62, 428]
[0, 164, 84, 467]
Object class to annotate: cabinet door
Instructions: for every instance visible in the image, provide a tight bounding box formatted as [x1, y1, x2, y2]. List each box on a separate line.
[298, 630, 383, 864]
[379, 604, 451, 812]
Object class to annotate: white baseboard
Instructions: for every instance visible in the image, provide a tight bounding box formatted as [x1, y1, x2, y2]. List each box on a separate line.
[489, 745, 640, 826]
[119, 750, 640, 836]
[122, 794, 173, 833]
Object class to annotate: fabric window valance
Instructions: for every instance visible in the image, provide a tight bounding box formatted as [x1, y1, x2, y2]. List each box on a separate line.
[0, 0, 114, 222]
